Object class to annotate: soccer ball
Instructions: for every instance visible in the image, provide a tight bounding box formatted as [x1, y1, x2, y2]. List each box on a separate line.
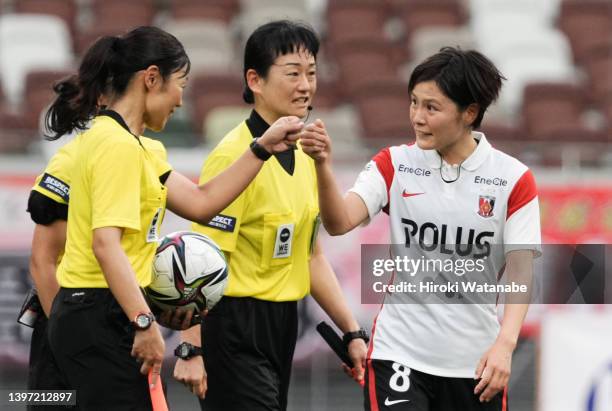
[146, 231, 228, 315]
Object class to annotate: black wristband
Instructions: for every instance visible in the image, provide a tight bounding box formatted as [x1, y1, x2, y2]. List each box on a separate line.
[342, 328, 370, 347]
[250, 138, 272, 161]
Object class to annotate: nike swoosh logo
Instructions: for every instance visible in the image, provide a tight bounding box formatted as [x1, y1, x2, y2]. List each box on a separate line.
[384, 397, 410, 406]
[402, 190, 424, 198]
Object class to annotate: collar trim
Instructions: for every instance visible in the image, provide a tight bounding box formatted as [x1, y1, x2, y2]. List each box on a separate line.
[99, 109, 140, 140]
[422, 132, 491, 171]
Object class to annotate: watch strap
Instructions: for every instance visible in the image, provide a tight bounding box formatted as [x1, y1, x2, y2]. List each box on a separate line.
[250, 138, 272, 161]
[342, 328, 370, 347]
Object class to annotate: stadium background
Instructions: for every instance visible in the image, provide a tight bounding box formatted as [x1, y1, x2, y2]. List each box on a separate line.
[0, 0, 610, 409]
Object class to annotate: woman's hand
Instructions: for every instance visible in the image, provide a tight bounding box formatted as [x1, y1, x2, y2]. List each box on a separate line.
[299, 119, 331, 165]
[258, 116, 303, 153]
[473, 337, 515, 402]
[131, 322, 165, 385]
[174, 356, 207, 399]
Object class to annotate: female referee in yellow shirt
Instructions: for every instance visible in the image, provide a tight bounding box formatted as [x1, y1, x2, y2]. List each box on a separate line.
[43, 26, 301, 411]
[175, 20, 368, 410]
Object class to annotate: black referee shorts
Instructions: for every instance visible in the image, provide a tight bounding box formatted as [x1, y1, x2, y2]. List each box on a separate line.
[364, 359, 507, 411]
[47, 288, 153, 411]
[28, 315, 76, 411]
[199, 296, 298, 411]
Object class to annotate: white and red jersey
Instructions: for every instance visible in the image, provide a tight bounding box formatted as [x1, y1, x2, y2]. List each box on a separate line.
[350, 132, 541, 378]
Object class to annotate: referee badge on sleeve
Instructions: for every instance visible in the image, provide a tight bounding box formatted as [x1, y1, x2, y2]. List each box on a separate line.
[273, 223, 294, 259]
[38, 173, 70, 202]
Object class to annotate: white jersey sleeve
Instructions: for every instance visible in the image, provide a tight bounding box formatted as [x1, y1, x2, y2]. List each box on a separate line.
[348, 148, 394, 220]
[503, 169, 542, 255]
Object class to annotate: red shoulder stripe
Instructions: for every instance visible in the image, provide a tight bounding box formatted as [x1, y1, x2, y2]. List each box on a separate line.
[507, 169, 537, 220]
[372, 148, 394, 214]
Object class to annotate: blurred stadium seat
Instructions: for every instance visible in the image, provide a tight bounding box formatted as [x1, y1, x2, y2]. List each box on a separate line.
[204, 106, 252, 146]
[333, 36, 399, 99]
[584, 42, 612, 106]
[169, 0, 239, 23]
[408, 26, 475, 64]
[234, 4, 311, 44]
[558, 0, 612, 64]
[163, 19, 237, 74]
[309, 78, 340, 109]
[189, 73, 245, 136]
[325, 0, 388, 45]
[0, 14, 72, 105]
[521, 82, 587, 139]
[469, 0, 560, 27]
[14, 0, 77, 37]
[89, 0, 156, 32]
[23, 69, 72, 130]
[0, 107, 32, 152]
[239, 0, 308, 14]
[354, 79, 413, 141]
[394, 0, 466, 39]
[495, 50, 576, 116]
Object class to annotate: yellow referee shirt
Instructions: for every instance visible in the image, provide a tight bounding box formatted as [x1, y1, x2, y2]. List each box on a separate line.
[57, 113, 172, 288]
[193, 114, 320, 301]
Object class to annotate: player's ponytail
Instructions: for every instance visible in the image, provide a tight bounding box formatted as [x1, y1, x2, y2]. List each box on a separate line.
[45, 26, 190, 140]
[45, 36, 117, 140]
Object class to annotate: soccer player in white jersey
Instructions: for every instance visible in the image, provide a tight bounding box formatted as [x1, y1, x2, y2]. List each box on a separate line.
[300, 47, 541, 410]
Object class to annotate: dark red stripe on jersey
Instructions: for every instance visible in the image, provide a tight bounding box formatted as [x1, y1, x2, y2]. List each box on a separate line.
[372, 148, 394, 215]
[502, 386, 508, 411]
[367, 360, 380, 411]
[507, 169, 537, 220]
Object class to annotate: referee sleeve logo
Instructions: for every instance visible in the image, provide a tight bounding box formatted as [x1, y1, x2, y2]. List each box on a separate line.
[205, 214, 237, 232]
[38, 173, 70, 202]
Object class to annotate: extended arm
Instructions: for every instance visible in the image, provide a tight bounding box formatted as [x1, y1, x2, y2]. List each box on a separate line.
[166, 116, 302, 224]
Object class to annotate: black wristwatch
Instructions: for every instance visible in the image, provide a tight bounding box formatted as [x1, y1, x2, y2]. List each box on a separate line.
[250, 138, 272, 161]
[174, 342, 203, 360]
[132, 312, 155, 331]
[343, 328, 370, 347]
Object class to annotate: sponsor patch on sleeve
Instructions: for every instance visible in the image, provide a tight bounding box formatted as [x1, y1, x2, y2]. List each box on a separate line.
[38, 173, 70, 202]
[205, 214, 237, 233]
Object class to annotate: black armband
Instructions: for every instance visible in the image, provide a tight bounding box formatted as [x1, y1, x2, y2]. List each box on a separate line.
[27, 190, 68, 225]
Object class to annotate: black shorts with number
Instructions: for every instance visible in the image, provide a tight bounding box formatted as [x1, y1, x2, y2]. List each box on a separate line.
[47, 288, 154, 411]
[199, 296, 298, 411]
[364, 359, 507, 411]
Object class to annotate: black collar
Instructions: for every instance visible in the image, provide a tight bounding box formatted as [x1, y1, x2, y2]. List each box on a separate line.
[99, 109, 141, 142]
[245, 110, 295, 176]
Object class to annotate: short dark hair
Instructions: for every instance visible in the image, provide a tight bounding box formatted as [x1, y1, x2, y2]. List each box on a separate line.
[408, 47, 505, 129]
[45, 26, 190, 140]
[242, 20, 319, 104]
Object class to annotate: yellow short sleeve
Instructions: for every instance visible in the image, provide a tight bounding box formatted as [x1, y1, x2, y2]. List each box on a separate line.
[191, 151, 247, 252]
[91, 140, 142, 231]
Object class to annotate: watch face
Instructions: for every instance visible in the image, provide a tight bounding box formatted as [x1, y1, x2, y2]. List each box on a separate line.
[136, 314, 151, 328]
[179, 344, 191, 358]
